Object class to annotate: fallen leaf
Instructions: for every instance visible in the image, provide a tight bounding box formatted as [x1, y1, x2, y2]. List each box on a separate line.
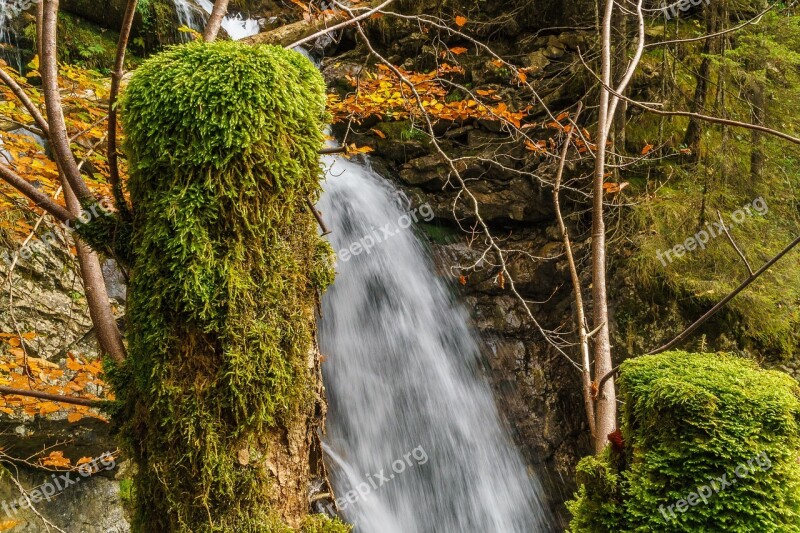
[455, 15, 467, 27]
[641, 143, 654, 155]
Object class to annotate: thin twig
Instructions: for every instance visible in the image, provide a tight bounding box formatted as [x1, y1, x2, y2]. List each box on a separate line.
[716, 210, 754, 276]
[0, 386, 104, 407]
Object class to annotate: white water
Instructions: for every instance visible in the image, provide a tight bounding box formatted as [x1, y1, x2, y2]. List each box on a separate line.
[0, 0, 23, 71]
[171, 0, 259, 41]
[318, 155, 555, 532]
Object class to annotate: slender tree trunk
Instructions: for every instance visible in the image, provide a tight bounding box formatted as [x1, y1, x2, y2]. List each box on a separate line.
[62, 181, 127, 363]
[40, 0, 127, 362]
[107, 0, 138, 219]
[682, 6, 718, 160]
[612, 2, 628, 156]
[40, 0, 93, 201]
[592, 0, 618, 455]
[203, 0, 230, 42]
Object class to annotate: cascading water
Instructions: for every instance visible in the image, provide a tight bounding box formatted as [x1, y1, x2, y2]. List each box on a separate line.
[0, 0, 23, 71]
[171, 0, 259, 41]
[318, 154, 555, 532]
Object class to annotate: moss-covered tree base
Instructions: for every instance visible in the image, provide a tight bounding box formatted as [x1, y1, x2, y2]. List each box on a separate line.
[568, 351, 800, 532]
[111, 41, 346, 532]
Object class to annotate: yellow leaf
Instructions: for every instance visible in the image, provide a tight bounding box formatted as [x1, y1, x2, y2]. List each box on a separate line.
[68, 413, 84, 423]
[0, 519, 21, 531]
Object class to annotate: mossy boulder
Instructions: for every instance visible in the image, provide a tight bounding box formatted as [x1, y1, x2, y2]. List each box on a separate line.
[113, 40, 345, 532]
[568, 351, 800, 532]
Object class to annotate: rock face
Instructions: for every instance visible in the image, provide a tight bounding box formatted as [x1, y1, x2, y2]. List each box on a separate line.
[0, 467, 130, 532]
[0, 219, 129, 531]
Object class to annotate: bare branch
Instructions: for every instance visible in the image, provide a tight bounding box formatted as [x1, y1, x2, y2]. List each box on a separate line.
[0, 67, 49, 135]
[716, 210, 754, 276]
[649, 234, 800, 355]
[0, 386, 104, 407]
[0, 163, 73, 222]
[107, 0, 138, 218]
[552, 102, 595, 436]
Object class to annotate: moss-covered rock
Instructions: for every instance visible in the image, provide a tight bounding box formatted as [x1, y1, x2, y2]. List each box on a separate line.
[568, 351, 800, 532]
[113, 40, 343, 532]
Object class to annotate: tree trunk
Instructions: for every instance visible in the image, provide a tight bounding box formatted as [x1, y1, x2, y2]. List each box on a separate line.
[592, 0, 618, 455]
[114, 43, 343, 532]
[203, 0, 230, 42]
[682, 5, 718, 160]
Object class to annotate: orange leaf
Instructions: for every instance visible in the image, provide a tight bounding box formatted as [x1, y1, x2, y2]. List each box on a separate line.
[517, 70, 527, 83]
[41, 450, 71, 468]
[370, 128, 386, 139]
[458, 275, 467, 285]
[449, 46, 468, 55]
[455, 15, 467, 27]
[68, 412, 83, 423]
[641, 143, 654, 155]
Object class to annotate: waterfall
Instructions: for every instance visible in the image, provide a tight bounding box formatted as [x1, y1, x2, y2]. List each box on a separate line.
[171, 0, 259, 41]
[318, 154, 555, 532]
[0, 0, 23, 71]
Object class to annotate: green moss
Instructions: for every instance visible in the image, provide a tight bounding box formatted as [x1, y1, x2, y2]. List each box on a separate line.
[112, 41, 335, 532]
[568, 351, 800, 532]
[47, 12, 141, 72]
[299, 515, 351, 533]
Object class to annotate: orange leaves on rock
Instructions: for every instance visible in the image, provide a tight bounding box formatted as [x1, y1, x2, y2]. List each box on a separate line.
[0, 339, 111, 424]
[328, 63, 529, 129]
[455, 15, 467, 27]
[41, 451, 71, 468]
